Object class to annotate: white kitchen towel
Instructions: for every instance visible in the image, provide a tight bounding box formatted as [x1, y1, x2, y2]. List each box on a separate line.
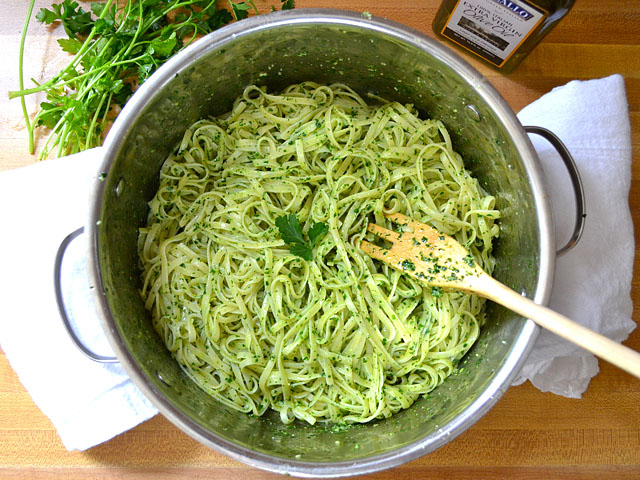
[512, 74, 636, 396]
[0, 149, 158, 451]
[0, 74, 635, 451]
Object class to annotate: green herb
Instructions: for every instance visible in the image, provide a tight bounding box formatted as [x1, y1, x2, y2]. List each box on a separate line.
[10, 0, 294, 160]
[275, 214, 328, 261]
[36, 0, 94, 37]
[229, 0, 258, 20]
[401, 259, 415, 271]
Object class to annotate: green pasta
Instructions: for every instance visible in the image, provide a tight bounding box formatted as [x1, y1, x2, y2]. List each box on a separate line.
[138, 82, 500, 425]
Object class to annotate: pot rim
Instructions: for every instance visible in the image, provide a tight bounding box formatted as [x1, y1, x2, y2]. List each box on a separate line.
[88, 8, 553, 478]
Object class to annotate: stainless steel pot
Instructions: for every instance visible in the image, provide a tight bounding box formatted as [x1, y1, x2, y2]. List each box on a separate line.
[56, 9, 585, 477]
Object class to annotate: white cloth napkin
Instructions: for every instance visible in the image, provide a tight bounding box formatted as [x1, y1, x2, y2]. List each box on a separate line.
[512, 74, 636, 396]
[0, 150, 158, 451]
[0, 74, 634, 451]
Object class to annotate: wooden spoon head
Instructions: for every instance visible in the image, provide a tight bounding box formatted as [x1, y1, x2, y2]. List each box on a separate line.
[360, 212, 485, 293]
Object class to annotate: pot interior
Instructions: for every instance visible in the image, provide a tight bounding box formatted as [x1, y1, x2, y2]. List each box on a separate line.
[93, 10, 550, 475]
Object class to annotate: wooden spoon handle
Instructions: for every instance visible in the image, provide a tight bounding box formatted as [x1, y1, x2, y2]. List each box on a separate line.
[477, 274, 640, 379]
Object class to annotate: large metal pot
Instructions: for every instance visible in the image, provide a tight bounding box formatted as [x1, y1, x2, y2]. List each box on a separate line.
[78, 9, 581, 477]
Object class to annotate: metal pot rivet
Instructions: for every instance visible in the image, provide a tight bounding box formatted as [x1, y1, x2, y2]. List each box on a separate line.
[157, 371, 172, 387]
[115, 178, 125, 198]
[465, 104, 481, 122]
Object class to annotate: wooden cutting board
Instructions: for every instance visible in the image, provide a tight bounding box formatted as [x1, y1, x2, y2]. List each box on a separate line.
[1, 1, 639, 478]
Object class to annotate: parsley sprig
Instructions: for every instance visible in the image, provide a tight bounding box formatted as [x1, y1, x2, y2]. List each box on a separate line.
[229, 0, 257, 20]
[10, 0, 294, 160]
[276, 214, 328, 261]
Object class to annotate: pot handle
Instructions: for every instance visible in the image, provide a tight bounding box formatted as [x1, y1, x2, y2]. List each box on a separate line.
[54, 226, 119, 363]
[524, 126, 586, 256]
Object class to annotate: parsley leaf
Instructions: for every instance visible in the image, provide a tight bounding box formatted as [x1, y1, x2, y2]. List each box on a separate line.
[308, 222, 329, 248]
[148, 30, 178, 57]
[57, 38, 83, 54]
[35, 8, 59, 25]
[281, 0, 295, 9]
[36, 102, 63, 129]
[276, 214, 306, 245]
[289, 243, 314, 261]
[36, 0, 93, 37]
[206, 9, 234, 30]
[229, 1, 257, 21]
[276, 214, 328, 261]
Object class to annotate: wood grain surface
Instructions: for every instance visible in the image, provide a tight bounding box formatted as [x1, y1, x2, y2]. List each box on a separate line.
[1, 1, 639, 478]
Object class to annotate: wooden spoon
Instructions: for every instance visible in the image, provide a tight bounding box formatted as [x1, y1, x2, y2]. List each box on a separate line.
[360, 212, 640, 379]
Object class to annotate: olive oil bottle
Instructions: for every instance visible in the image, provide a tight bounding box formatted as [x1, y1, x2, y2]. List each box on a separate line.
[433, 0, 575, 72]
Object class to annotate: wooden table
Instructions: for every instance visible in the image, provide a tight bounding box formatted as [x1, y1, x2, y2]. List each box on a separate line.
[1, 1, 639, 478]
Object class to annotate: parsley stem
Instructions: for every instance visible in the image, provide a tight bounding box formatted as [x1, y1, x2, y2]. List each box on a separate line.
[85, 92, 109, 149]
[56, 122, 69, 158]
[17, 0, 37, 154]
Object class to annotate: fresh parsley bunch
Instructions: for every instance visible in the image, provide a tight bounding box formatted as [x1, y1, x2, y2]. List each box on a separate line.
[10, 0, 294, 160]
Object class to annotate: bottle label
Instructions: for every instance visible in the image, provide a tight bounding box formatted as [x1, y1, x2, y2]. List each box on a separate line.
[441, 0, 547, 67]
